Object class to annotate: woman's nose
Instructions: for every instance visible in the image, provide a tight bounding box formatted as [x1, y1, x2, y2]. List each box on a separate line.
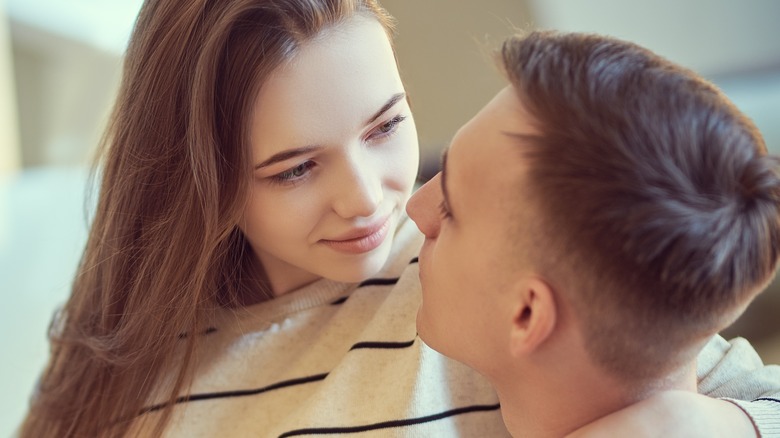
[331, 159, 383, 219]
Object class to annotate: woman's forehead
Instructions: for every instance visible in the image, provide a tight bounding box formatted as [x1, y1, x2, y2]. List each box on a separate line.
[250, 15, 404, 156]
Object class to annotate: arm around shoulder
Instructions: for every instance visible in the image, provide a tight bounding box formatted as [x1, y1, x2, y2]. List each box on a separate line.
[697, 335, 780, 437]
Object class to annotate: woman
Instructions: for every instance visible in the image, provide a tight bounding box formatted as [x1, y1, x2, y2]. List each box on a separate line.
[20, 0, 432, 436]
[19, 0, 780, 436]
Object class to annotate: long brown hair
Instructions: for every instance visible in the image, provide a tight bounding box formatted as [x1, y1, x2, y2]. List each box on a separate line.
[20, 0, 394, 436]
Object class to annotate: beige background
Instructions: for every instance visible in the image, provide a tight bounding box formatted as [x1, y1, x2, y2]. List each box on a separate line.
[382, 0, 780, 173]
[3, 0, 780, 169]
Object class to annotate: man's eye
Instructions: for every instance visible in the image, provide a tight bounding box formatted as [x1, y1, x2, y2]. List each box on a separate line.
[439, 200, 452, 219]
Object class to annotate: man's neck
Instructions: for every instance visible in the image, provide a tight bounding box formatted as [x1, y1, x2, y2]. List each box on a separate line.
[494, 359, 698, 437]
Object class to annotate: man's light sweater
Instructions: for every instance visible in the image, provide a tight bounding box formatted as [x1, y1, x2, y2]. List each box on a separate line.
[133, 218, 780, 437]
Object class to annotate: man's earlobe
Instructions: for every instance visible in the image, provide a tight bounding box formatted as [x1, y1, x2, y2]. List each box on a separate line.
[509, 278, 556, 357]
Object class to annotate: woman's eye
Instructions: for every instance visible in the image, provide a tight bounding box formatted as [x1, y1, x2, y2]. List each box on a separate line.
[369, 115, 407, 140]
[269, 161, 316, 185]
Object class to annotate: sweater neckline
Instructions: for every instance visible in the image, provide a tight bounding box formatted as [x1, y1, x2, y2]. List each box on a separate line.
[216, 277, 356, 326]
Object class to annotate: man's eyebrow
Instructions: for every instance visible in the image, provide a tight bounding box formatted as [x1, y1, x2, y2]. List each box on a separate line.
[366, 92, 406, 125]
[254, 145, 322, 170]
[441, 149, 453, 214]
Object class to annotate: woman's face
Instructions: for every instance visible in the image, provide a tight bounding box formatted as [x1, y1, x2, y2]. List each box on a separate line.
[242, 15, 419, 295]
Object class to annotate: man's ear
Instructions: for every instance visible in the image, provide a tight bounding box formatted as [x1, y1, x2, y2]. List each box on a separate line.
[509, 277, 556, 358]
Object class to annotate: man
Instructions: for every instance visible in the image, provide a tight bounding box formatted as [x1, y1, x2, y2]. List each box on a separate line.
[407, 30, 780, 437]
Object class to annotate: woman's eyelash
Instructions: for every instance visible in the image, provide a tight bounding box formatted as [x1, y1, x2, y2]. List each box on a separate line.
[265, 114, 407, 187]
[370, 115, 407, 140]
[268, 160, 316, 185]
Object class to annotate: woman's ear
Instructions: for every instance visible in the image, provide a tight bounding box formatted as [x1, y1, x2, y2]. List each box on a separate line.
[509, 277, 556, 358]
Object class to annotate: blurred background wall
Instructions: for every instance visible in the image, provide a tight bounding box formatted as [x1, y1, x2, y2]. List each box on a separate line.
[382, 0, 780, 172]
[1, 0, 779, 434]
[0, 4, 20, 172]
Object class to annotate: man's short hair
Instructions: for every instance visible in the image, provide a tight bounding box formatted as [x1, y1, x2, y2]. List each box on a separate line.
[500, 31, 780, 382]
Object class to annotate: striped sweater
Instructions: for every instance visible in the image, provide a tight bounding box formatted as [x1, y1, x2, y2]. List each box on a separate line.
[132, 217, 780, 437]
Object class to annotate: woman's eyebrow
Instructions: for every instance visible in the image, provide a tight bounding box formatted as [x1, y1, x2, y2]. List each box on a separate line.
[365, 92, 405, 125]
[255, 93, 405, 170]
[254, 145, 323, 170]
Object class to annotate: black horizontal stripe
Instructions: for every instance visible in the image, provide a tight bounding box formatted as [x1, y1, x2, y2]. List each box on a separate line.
[331, 277, 401, 305]
[357, 277, 399, 288]
[349, 339, 415, 351]
[754, 397, 780, 404]
[138, 373, 329, 415]
[330, 256, 421, 306]
[330, 296, 349, 305]
[277, 403, 501, 437]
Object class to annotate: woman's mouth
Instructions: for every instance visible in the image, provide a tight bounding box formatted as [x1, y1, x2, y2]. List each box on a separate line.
[320, 216, 392, 254]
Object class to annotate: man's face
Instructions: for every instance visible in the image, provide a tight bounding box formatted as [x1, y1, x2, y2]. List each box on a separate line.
[406, 86, 537, 373]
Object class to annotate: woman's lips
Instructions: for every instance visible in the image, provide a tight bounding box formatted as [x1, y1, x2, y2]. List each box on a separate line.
[320, 216, 392, 254]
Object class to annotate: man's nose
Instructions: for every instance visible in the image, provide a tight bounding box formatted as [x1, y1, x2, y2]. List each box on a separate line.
[406, 173, 442, 239]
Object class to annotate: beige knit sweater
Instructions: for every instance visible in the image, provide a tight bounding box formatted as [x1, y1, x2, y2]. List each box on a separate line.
[131, 218, 780, 437]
